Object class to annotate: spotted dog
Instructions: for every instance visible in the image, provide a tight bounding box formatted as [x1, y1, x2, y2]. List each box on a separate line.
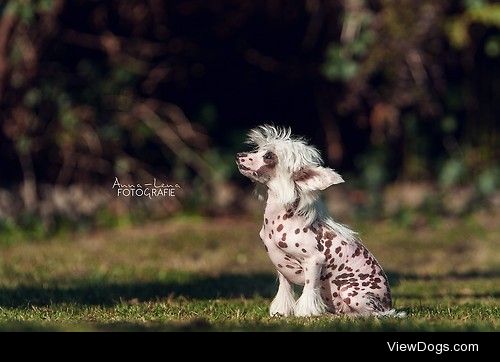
[236, 125, 403, 317]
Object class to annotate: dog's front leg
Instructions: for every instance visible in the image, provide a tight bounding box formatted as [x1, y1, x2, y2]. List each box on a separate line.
[269, 272, 296, 316]
[294, 257, 327, 317]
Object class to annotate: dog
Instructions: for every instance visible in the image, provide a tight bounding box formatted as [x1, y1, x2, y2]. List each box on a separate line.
[236, 125, 399, 317]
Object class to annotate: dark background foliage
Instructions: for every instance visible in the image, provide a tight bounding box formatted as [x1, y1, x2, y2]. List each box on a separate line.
[0, 0, 498, 235]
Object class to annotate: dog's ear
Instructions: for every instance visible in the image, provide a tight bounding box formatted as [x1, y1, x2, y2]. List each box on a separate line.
[293, 166, 344, 191]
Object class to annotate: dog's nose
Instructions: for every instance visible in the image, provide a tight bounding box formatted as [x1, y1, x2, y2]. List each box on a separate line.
[236, 152, 248, 158]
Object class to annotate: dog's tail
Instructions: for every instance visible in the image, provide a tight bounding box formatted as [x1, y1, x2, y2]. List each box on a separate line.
[374, 309, 407, 318]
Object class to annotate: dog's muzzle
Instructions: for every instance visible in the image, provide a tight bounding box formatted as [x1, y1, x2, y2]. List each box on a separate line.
[236, 153, 250, 171]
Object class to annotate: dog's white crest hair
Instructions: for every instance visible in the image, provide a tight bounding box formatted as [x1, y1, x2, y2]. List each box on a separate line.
[246, 124, 357, 242]
[247, 125, 322, 169]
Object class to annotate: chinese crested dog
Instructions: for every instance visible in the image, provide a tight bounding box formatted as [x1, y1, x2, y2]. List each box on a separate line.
[236, 125, 403, 317]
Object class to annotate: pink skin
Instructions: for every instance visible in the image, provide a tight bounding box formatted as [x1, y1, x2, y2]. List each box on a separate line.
[235, 150, 273, 183]
[236, 150, 392, 316]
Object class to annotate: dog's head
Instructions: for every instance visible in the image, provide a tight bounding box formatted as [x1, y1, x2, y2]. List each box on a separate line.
[236, 125, 344, 195]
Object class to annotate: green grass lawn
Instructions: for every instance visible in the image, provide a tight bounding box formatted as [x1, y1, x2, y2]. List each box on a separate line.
[0, 211, 499, 331]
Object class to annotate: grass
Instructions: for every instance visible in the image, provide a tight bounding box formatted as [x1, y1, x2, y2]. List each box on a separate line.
[0, 210, 499, 331]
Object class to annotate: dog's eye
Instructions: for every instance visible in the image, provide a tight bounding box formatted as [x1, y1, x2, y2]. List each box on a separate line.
[264, 152, 273, 160]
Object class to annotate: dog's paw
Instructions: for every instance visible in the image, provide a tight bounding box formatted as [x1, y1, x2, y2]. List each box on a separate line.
[294, 289, 327, 317]
[269, 292, 295, 317]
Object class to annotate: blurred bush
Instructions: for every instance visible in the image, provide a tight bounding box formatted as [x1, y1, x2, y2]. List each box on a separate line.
[0, 0, 498, 236]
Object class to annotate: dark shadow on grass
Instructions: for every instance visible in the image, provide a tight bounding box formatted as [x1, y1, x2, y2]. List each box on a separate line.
[386, 269, 500, 287]
[386, 269, 500, 300]
[2, 269, 499, 308]
[0, 273, 277, 307]
[395, 291, 500, 299]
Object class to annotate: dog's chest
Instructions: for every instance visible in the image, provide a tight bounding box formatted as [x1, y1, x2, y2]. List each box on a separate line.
[259, 213, 312, 284]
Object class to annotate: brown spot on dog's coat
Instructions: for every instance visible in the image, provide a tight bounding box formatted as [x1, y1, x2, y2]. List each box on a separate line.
[295, 229, 300, 234]
[324, 231, 335, 239]
[321, 272, 333, 281]
[277, 224, 284, 232]
[278, 241, 288, 248]
[263, 151, 277, 164]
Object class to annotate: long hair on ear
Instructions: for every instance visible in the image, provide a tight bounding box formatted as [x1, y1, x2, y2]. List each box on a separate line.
[293, 169, 357, 242]
[246, 124, 357, 242]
